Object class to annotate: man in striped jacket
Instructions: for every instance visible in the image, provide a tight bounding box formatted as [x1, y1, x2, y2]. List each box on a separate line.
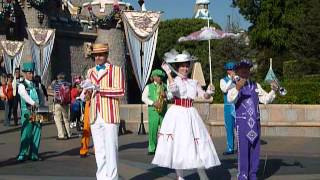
[81, 43, 125, 180]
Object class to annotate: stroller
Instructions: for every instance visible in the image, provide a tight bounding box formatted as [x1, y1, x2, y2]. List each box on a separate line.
[70, 97, 84, 131]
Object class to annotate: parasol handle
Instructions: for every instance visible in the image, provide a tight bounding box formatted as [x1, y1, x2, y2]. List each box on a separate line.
[208, 39, 213, 86]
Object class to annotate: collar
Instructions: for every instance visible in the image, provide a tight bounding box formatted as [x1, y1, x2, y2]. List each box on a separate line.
[24, 79, 32, 84]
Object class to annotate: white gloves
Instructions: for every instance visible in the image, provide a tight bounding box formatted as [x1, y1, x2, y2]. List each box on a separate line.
[80, 79, 100, 91]
[206, 84, 215, 95]
[161, 63, 171, 74]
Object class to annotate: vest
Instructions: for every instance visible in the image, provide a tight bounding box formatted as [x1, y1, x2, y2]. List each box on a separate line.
[148, 83, 167, 115]
[88, 64, 125, 124]
[235, 81, 260, 144]
[20, 80, 39, 111]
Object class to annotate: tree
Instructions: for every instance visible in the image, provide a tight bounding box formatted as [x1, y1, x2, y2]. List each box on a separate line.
[289, 0, 320, 63]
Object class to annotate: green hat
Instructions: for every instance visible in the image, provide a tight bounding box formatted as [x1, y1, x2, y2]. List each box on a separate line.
[151, 69, 165, 78]
[22, 62, 35, 72]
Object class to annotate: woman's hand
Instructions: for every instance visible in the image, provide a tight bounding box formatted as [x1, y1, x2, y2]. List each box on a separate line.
[206, 84, 215, 95]
[161, 63, 171, 75]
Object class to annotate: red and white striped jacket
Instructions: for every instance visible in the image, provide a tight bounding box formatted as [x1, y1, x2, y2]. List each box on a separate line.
[87, 64, 125, 124]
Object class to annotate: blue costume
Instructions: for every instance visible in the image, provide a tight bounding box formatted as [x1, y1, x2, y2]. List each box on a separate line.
[220, 62, 236, 154]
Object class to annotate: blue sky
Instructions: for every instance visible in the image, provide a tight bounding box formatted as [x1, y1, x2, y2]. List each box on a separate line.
[127, 0, 251, 30]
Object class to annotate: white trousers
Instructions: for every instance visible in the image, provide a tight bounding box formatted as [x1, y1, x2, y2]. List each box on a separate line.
[91, 116, 119, 180]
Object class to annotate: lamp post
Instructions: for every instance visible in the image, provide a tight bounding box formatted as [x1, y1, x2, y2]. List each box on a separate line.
[137, 0, 146, 135]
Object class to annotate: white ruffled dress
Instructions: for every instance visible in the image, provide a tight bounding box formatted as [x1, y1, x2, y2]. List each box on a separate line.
[152, 76, 221, 169]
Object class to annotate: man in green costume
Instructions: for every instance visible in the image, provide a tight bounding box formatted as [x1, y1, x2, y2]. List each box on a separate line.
[17, 62, 41, 162]
[142, 69, 167, 155]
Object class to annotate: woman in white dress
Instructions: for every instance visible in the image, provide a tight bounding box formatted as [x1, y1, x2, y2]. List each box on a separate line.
[152, 50, 221, 180]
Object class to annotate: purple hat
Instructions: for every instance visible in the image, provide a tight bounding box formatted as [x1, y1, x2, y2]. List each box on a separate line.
[235, 59, 253, 69]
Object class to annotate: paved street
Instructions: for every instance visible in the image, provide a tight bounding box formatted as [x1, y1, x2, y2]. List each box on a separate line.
[0, 117, 319, 180]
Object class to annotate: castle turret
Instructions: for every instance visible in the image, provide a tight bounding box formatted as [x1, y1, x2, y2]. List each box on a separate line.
[194, 0, 211, 20]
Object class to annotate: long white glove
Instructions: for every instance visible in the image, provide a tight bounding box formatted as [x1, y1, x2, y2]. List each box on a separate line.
[206, 84, 215, 95]
[161, 63, 171, 74]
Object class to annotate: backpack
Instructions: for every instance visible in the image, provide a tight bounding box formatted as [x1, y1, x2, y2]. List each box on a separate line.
[55, 83, 71, 104]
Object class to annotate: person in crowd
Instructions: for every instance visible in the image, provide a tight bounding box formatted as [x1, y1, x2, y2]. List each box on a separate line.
[3, 74, 14, 126]
[0, 75, 8, 126]
[70, 77, 82, 130]
[13, 67, 22, 126]
[52, 72, 72, 140]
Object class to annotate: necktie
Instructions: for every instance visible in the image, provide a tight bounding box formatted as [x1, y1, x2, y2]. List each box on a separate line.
[96, 64, 106, 71]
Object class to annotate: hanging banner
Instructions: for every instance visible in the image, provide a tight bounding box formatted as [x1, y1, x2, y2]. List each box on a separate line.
[0, 40, 24, 74]
[122, 11, 161, 91]
[27, 28, 55, 80]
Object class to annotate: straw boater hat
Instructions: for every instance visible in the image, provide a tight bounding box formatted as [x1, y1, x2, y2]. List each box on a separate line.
[91, 43, 109, 54]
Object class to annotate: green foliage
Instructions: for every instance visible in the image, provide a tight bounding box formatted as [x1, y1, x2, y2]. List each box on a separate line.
[260, 77, 320, 104]
[212, 77, 320, 104]
[288, 0, 320, 62]
[283, 60, 320, 79]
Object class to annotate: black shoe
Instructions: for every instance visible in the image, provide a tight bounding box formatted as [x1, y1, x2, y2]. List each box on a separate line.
[223, 150, 235, 155]
[147, 152, 155, 155]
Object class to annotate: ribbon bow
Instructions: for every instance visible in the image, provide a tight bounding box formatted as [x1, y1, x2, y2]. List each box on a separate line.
[96, 64, 106, 71]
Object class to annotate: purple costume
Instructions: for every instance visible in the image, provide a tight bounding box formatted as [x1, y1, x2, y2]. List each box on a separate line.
[235, 81, 260, 180]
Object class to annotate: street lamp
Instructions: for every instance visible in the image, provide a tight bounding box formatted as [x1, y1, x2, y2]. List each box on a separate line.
[138, 0, 144, 7]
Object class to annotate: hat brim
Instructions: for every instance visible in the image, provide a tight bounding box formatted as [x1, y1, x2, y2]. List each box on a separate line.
[22, 70, 34, 72]
[92, 50, 109, 54]
[166, 58, 196, 63]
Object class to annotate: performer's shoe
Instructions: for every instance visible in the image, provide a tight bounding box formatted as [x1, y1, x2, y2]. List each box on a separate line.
[30, 157, 42, 161]
[56, 136, 68, 140]
[80, 154, 88, 158]
[147, 152, 155, 155]
[17, 155, 26, 162]
[223, 150, 235, 155]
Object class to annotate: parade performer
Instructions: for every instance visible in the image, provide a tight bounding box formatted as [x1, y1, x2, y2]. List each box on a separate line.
[17, 62, 41, 162]
[220, 61, 236, 155]
[81, 43, 125, 180]
[141, 69, 167, 155]
[152, 50, 220, 180]
[79, 90, 92, 158]
[13, 67, 22, 126]
[227, 60, 278, 180]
